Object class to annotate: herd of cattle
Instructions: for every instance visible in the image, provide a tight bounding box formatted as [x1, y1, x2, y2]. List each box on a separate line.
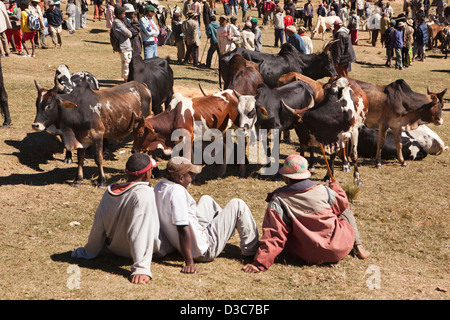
[31, 44, 447, 187]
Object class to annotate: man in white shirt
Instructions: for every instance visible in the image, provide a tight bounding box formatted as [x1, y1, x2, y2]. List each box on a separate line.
[72, 153, 168, 284]
[217, 15, 240, 55]
[154, 157, 259, 274]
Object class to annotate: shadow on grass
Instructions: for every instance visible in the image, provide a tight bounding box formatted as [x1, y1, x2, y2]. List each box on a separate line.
[97, 79, 123, 88]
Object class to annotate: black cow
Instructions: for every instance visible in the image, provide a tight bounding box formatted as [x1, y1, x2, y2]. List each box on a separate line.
[32, 78, 152, 187]
[55, 64, 99, 94]
[357, 126, 428, 161]
[220, 42, 337, 89]
[128, 55, 174, 115]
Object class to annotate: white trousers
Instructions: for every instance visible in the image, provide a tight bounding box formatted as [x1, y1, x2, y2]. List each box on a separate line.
[195, 195, 259, 261]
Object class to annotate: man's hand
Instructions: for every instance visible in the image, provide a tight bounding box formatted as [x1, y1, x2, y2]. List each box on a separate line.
[181, 263, 199, 274]
[242, 263, 260, 273]
[130, 274, 151, 284]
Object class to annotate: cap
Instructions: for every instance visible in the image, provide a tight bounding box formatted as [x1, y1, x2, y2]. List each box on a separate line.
[48, 0, 55, 5]
[125, 153, 157, 176]
[114, 6, 126, 17]
[333, 18, 343, 26]
[187, 10, 195, 18]
[219, 14, 227, 20]
[166, 157, 202, 177]
[145, 4, 155, 12]
[124, 3, 135, 13]
[390, 20, 396, 26]
[278, 154, 311, 180]
[286, 25, 297, 33]
[250, 17, 258, 23]
[398, 22, 405, 28]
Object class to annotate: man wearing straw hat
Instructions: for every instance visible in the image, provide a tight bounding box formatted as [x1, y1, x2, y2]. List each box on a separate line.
[243, 154, 370, 273]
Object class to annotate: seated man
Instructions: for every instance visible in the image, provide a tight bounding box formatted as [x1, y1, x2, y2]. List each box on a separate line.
[71, 153, 167, 284]
[154, 157, 259, 274]
[243, 154, 370, 273]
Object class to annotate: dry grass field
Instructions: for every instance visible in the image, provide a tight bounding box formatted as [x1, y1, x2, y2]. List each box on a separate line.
[0, 0, 449, 302]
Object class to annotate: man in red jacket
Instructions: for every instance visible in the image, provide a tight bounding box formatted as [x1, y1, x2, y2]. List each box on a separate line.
[243, 154, 370, 273]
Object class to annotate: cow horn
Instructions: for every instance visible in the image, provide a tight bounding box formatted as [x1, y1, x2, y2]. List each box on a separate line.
[53, 75, 65, 93]
[233, 90, 241, 99]
[322, 39, 338, 54]
[281, 99, 298, 116]
[427, 86, 431, 95]
[34, 80, 42, 91]
[199, 83, 208, 96]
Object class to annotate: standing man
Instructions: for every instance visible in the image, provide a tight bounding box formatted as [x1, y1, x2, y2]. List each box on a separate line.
[139, 4, 158, 59]
[182, 11, 201, 67]
[402, 19, 414, 68]
[112, 5, 132, 82]
[30, 0, 47, 49]
[154, 157, 259, 274]
[303, 0, 313, 31]
[46, 0, 63, 49]
[330, 18, 356, 77]
[20, 0, 36, 57]
[413, 14, 428, 62]
[6, 0, 22, 55]
[0, 0, 12, 58]
[392, 21, 404, 70]
[242, 154, 370, 273]
[217, 15, 239, 55]
[171, 11, 185, 64]
[72, 153, 168, 285]
[240, 21, 255, 50]
[383, 20, 396, 68]
[347, 10, 360, 45]
[250, 17, 262, 52]
[123, 3, 142, 58]
[273, 6, 285, 47]
[205, 14, 219, 68]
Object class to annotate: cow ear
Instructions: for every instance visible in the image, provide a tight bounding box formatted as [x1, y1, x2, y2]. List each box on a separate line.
[258, 106, 269, 118]
[437, 88, 447, 100]
[59, 100, 78, 109]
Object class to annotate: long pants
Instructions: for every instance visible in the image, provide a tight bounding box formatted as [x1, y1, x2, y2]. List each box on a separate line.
[402, 47, 412, 67]
[0, 32, 10, 56]
[303, 16, 312, 30]
[81, 12, 87, 28]
[34, 28, 47, 48]
[143, 43, 157, 60]
[338, 207, 363, 246]
[119, 50, 132, 81]
[195, 195, 259, 262]
[394, 48, 403, 69]
[175, 40, 185, 62]
[274, 29, 284, 47]
[67, 15, 76, 31]
[49, 24, 62, 47]
[371, 29, 379, 46]
[350, 29, 358, 45]
[184, 43, 199, 66]
[206, 43, 219, 68]
[93, 4, 103, 20]
[5, 29, 22, 52]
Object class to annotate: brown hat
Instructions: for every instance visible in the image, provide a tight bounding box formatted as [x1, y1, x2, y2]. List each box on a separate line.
[166, 157, 202, 177]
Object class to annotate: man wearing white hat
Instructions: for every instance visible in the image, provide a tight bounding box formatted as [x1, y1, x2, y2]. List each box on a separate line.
[243, 154, 370, 273]
[286, 25, 306, 53]
[154, 157, 259, 274]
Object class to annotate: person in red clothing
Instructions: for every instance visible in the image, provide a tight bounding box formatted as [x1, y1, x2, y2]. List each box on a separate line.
[242, 154, 370, 273]
[283, 12, 293, 42]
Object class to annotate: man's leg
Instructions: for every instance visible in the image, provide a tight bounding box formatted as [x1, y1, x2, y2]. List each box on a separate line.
[339, 207, 370, 259]
[199, 198, 259, 261]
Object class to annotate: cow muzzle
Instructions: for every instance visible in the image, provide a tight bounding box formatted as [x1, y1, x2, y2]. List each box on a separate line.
[31, 122, 46, 132]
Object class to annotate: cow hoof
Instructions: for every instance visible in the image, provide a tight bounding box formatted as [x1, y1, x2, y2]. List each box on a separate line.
[71, 180, 82, 187]
[343, 165, 351, 173]
[309, 164, 316, 172]
[354, 179, 363, 187]
[375, 163, 382, 169]
[64, 158, 73, 165]
[401, 162, 409, 167]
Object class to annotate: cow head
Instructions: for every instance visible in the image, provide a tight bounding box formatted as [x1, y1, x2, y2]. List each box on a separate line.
[425, 87, 447, 126]
[234, 90, 260, 135]
[132, 115, 173, 156]
[32, 80, 77, 132]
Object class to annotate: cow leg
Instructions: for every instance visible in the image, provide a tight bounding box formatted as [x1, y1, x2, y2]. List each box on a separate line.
[64, 150, 73, 164]
[93, 138, 107, 188]
[309, 147, 317, 171]
[375, 124, 389, 169]
[392, 127, 407, 167]
[350, 132, 362, 186]
[73, 148, 85, 187]
[342, 141, 351, 173]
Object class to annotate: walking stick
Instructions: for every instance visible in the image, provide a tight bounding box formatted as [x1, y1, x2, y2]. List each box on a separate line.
[201, 37, 209, 62]
[320, 143, 335, 183]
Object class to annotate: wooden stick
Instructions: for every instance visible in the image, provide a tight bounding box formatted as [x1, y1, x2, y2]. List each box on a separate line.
[320, 143, 335, 182]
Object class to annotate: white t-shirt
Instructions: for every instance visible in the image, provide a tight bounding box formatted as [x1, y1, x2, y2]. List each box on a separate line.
[154, 179, 209, 258]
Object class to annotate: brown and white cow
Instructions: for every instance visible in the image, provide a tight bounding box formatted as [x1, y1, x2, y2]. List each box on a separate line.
[132, 89, 247, 177]
[32, 78, 152, 187]
[355, 79, 447, 168]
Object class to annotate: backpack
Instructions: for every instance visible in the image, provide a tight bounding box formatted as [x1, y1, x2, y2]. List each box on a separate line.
[25, 9, 40, 31]
[110, 28, 121, 52]
[350, 17, 358, 30]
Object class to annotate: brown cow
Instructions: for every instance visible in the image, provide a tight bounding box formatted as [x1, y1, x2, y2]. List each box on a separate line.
[32, 79, 152, 187]
[224, 53, 264, 95]
[132, 90, 247, 177]
[278, 72, 369, 185]
[355, 79, 447, 168]
[427, 23, 444, 50]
